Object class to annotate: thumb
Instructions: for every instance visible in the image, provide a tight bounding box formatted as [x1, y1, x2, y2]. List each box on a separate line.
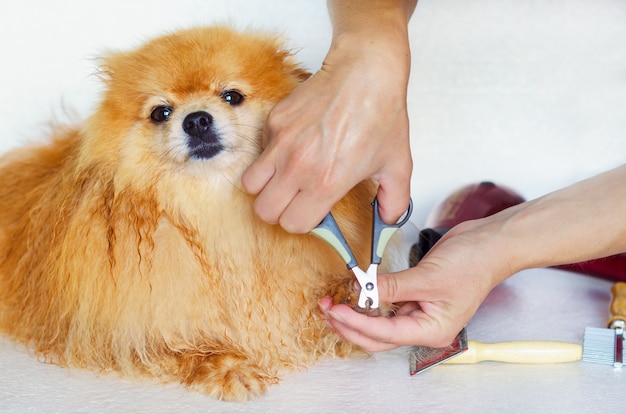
[376, 266, 431, 304]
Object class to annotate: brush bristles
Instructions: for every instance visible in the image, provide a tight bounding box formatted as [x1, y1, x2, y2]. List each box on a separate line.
[582, 327, 620, 366]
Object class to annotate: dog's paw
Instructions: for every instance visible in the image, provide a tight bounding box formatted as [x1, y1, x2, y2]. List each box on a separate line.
[331, 280, 360, 308]
[330, 280, 395, 317]
[182, 352, 278, 401]
[352, 301, 397, 317]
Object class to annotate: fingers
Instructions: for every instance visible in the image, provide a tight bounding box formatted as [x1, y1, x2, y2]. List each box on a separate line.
[373, 136, 413, 224]
[277, 191, 339, 234]
[242, 149, 348, 233]
[241, 123, 360, 233]
[317, 265, 467, 350]
[319, 299, 402, 352]
[320, 300, 456, 350]
[376, 176, 412, 224]
[243, 153, 412, 233]
[240, 150, 275, 197]
[242, 152, 307, 230]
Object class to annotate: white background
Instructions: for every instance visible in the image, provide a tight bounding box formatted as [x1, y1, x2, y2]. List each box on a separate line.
[2, 0, 624, 222]
[1, 1, 625, 412]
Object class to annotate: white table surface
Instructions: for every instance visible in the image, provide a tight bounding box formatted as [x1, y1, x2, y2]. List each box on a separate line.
[1, 267, 622, 414]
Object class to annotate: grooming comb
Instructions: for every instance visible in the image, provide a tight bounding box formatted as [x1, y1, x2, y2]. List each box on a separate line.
[409, 329, 468, 375]
[409, 328, 581, 375]
[581, 281, 626, 367]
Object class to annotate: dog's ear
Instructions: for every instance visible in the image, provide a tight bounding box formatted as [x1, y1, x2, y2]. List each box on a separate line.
[92, 49, 134, 86]
[88, 58, 110, 85]
[91, 53, 118, 85]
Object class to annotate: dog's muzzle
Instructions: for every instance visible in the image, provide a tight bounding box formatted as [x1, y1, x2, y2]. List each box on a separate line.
[183, 111, 224, 160]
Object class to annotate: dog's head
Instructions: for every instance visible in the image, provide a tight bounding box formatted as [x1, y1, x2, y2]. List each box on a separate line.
[81, 26, 309, 189]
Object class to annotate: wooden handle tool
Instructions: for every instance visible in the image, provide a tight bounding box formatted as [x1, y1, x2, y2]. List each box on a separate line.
[608, 282, 626, 367]
[608, 282, 626, 328]
[444, 340, 582, 364]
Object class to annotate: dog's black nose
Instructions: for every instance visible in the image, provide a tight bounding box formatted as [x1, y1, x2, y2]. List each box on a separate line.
[183, 111, 214, 138]
[183, 111, 224, 159]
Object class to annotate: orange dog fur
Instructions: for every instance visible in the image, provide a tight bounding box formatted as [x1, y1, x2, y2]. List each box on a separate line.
[0, 27, 379, 401]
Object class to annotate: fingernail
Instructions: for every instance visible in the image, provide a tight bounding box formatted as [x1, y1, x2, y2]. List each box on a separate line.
[318, 302, 330, 317]
[326, 309, 347, 324]
[318, 303, 333, 328]
[318, 301, 346, 324]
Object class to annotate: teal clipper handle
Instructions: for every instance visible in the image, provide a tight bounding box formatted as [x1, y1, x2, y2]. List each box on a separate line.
[371, 197, 413, 264]
[310, 212, 358, 269]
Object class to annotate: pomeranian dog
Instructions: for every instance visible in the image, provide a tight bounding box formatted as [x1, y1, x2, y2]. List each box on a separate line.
[0, 27, 384, 401]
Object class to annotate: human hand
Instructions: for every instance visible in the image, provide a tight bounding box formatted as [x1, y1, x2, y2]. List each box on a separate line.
[241, 31, 412, 233]
[319, 219, 512, 351]
[320, 162, 626, 351]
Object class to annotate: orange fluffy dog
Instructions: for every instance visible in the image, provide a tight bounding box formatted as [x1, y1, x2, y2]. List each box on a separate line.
[0, 27, 378, 401]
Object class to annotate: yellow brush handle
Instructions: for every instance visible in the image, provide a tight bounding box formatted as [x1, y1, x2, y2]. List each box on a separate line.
[444, 340, 582, 364]
[609, 282, 626, 328]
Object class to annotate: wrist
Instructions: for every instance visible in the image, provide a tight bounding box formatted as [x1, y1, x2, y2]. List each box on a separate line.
[328, 0, 413, 34]
[467, 198, 572, 281]
[324, 27, 411, 91]
[478, 180, 626, 277]
[327, 0, 411, 65]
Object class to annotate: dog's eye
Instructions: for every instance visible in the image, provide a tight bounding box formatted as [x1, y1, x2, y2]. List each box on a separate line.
[221, 90, 244, 106]
[150, 106, 173, 123]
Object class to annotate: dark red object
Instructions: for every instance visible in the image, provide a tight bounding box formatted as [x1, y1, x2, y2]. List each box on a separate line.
[556, 256, 626, 281]
[424, 181, 524, 229]
[410, 181, 626, 282]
